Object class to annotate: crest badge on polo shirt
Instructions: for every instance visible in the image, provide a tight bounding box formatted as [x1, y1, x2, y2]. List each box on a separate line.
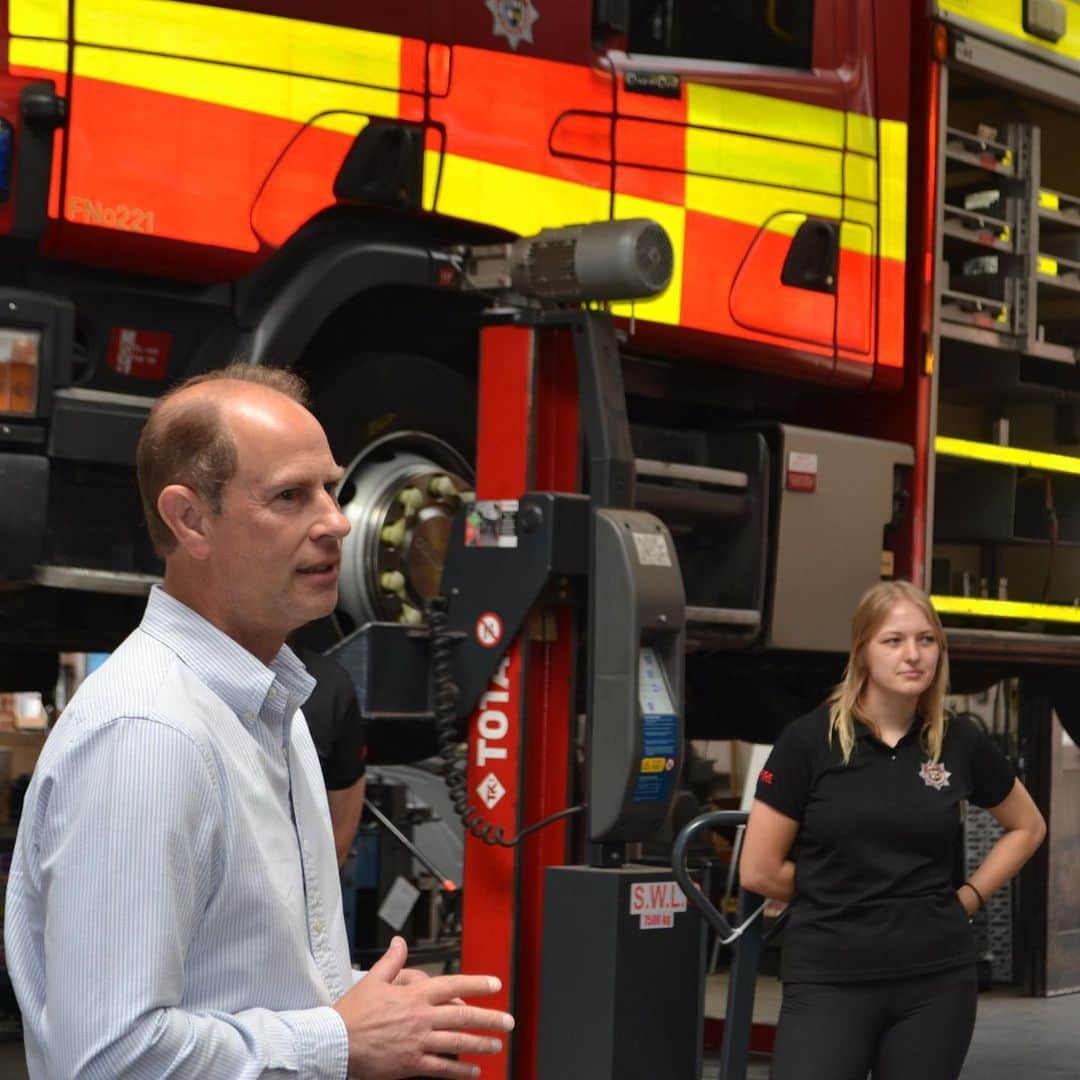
[919, 761, 951, 790]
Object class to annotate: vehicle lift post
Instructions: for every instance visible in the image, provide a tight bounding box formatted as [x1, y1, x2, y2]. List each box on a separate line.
[455, 308, 704, 1078]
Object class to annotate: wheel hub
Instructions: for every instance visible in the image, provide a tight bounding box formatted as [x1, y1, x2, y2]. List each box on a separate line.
[337, 434, 472, 627]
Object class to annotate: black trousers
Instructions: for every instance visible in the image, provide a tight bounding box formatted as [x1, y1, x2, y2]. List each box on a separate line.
[770, 964, 978, 1080]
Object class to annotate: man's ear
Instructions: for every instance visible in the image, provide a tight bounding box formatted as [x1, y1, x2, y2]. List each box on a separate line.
[158, 485, 212, 559]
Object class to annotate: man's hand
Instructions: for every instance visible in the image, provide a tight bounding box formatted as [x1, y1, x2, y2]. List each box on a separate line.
[334, 936, 514, 1079]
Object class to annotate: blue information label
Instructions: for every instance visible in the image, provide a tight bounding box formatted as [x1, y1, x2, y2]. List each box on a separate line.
[633, 647, 678, 803]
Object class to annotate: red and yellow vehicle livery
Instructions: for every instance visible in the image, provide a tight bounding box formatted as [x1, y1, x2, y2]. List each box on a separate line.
[4, 0, 909, 387]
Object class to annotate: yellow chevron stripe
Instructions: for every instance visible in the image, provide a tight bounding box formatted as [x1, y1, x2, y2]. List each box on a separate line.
[845, 152, 876, 203]
[687, 83, 844, 148]
[73, 44, 397, 134]
[10, 0, 67, 38]
[846, 111, 877, 156]
[76, 0, 403, 89]
[685, 173, 842, 230]
[686, 125, 842, 196]
[433, 151, 610, 236]
[880, 119, 907, 262]
[11, 0, 407, 129]
[937, 0, 1080, 63]
[10, 37, 68, 71]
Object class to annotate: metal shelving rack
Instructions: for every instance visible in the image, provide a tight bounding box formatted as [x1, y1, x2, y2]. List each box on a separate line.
[928, 66, 1080, 635]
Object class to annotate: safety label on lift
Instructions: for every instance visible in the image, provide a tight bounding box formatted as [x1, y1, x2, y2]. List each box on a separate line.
[632, 647, 677, 803]
[629, 880, 688, 930]
[465, 500, 518, 548]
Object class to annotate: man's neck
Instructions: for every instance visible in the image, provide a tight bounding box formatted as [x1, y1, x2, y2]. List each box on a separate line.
[161, 570, 282, 667]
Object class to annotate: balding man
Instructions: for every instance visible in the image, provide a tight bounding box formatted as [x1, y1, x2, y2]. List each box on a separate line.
[4, 365, 512, 1079]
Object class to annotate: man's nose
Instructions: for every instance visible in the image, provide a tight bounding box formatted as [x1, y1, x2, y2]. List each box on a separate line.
[315, 491, 351, 539]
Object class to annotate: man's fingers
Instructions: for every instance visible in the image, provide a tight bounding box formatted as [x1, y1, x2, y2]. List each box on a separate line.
[424, 1031, 504, 1057]
[429, 1003, 516, 1033]
[363, 935, 409, 984]
[414, 1056, 482, 1079]
[422, 973, 504, 1004]
[393, 967, 430, 987]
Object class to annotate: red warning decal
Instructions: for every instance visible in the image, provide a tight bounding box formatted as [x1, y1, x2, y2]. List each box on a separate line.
[106, 328, 172, 380]
[476, 612, 503, 648]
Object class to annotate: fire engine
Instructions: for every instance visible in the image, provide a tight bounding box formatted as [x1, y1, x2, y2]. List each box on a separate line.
[1, 0, 1079, 1074]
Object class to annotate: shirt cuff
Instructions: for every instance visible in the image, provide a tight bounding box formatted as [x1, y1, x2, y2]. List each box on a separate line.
[280, 1005, 349, 1080]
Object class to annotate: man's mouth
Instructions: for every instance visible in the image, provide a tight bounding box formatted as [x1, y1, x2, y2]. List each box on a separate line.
[297, 561, 339, 577]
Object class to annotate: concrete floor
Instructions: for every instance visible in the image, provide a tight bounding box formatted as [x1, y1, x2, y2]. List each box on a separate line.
[0, 984, 1074, 1078]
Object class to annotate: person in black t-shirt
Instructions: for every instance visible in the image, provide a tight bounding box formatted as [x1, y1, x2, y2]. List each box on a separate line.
[294, 644, 367, 866]
[740, 580, 1045, 1080]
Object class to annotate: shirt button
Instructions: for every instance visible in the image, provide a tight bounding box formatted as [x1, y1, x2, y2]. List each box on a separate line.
[244, 711, 255, 723]
[891, 754, 896, 760]
[313, 917, 324, 934]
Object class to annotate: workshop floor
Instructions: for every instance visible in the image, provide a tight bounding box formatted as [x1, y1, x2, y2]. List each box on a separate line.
[0, 981, 1074, 1078]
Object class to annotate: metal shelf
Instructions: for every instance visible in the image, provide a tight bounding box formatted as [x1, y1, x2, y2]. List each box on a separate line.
[943, 206, 1013, 251]
[940, 319, 1017, 351]
[1038, 188, 1080, 232]
[944, 127, 1016, 177]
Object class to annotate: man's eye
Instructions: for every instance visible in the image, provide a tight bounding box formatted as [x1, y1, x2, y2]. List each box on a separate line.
[277, 489, 297, 502]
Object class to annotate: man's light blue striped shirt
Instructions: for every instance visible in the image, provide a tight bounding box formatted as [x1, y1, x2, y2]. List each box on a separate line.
[4, 586, 352, 1078]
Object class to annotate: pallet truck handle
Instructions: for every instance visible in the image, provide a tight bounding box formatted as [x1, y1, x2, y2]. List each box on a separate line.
[672, 810, 766, 945]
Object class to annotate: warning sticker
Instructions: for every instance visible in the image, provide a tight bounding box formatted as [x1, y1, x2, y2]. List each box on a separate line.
[629, 880, 687, 930]
[106, 327, 172, 380]
[632, 531, 672, 567]
[465, 500, 518, 548]
[786, 450, 818, 493]
[475, 612, 503, 648]
[633, 647, 678, 803]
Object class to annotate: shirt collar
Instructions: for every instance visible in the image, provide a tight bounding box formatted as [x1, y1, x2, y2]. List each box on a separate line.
[855, 716, 920, 746]
[139, 585, 315, 727]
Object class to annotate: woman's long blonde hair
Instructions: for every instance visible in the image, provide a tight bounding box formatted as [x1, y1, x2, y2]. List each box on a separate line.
[828, 580, 949, 765]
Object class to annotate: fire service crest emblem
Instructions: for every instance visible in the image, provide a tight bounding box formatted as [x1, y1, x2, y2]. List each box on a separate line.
[485, 0, 539, 51]
[919, 761, 951, 790]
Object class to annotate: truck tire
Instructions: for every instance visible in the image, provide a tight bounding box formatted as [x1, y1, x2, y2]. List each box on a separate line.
[311, 352, 476, 474]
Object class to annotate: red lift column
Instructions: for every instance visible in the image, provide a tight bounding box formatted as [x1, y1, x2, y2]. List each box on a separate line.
[460, 322, 580, 1080]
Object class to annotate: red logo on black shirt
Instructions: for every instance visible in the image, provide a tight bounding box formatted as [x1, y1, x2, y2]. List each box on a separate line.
[759, 769, 774, 785]
[919, 761, 951, 790]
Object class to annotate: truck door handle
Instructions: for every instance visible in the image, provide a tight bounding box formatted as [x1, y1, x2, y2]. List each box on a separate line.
[780, 218, 838, 294]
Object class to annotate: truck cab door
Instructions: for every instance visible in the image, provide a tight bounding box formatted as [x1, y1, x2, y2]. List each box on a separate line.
[605, 0, 883, 384]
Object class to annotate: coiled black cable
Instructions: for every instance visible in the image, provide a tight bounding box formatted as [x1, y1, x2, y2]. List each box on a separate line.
[428, 596, 584, 847]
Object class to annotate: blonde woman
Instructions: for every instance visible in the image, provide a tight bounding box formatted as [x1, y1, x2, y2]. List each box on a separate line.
[740, 580, 1045, 1080]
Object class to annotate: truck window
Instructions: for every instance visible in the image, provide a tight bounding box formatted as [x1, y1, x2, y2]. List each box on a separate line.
[627, 0, 814, 70]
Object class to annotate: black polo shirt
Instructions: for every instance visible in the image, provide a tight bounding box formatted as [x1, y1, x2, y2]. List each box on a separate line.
[754, 705, 1014, 983]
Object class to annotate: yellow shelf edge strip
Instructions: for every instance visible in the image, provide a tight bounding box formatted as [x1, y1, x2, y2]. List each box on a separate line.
[932, 595, 1080, 623]
[935, 436, 1080, 476]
